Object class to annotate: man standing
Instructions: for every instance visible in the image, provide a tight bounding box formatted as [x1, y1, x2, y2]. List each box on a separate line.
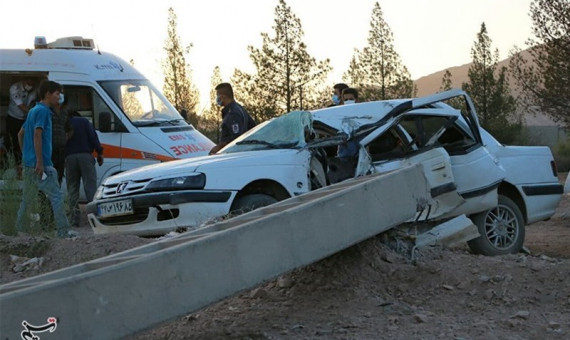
[341, 87, 359, 105]
[16, 80, 73, 238]
[7, 79, 36, 160]
[51, 96, 72, 184]
[209, 83, 256, 155]
[330, 83, 349, 106]
[65, 112, 104, 228]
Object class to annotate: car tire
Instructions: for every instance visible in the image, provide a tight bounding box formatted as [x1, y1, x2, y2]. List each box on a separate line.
[231, 194, 278, 215]
[467, 195, 525, 256]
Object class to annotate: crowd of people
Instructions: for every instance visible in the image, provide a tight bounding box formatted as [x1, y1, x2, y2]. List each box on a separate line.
[3, 78, 359, 238]
[4, 79, 103, 238]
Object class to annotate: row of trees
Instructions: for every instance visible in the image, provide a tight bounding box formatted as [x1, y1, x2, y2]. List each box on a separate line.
[440, 0, 569, 143]
[161, 0, 569, 144]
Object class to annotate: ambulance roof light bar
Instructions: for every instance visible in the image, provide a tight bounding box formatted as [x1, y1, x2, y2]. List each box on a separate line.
[34, 36, 95, 50]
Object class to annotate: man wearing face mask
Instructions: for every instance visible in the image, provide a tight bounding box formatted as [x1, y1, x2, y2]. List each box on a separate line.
[342, 87, 359, 105]
[208, 82, 256, 155]
[7, 79, 37, 160]
[329, 83, 349, 107]
[17, 80, 74, 238]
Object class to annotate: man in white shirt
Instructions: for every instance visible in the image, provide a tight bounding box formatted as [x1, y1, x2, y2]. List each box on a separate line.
[7, 79, 36, 160]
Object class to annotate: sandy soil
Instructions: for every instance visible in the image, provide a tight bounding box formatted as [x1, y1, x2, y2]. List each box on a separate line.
[1, 174, 568, 339]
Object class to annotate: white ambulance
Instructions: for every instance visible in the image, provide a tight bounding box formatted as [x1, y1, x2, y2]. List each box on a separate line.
[0, 36, 214, 190]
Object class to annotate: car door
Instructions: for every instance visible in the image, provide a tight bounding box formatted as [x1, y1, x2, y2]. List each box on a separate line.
[399, 112, 506, 217]
[355, 90, 505, 219]
[356, 119, 464, 220]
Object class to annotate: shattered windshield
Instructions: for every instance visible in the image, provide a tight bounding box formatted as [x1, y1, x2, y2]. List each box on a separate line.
[99, 80, 186, 127]
[221, 111, 313, 153]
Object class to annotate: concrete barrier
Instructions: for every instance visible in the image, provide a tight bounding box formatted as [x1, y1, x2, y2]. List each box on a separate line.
[0, 165, 430, 340]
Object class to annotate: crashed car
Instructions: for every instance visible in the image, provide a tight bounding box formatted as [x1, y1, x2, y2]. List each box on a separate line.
[86, 89, 563, 255]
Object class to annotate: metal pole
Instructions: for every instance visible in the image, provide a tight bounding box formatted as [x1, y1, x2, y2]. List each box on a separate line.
[381, 39, 385, 100]
[299, 85, 303, 111]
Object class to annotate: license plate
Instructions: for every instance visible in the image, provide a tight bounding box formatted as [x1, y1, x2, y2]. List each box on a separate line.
[97, 199, 133, 218]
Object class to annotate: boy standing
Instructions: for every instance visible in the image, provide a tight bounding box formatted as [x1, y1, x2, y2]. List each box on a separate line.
[16, 80, 74, 238]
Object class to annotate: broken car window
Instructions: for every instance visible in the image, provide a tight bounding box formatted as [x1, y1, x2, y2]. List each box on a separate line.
[221, 111, 312, 153]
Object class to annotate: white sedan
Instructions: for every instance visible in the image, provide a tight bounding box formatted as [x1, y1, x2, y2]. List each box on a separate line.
[87, 90, 563, 256]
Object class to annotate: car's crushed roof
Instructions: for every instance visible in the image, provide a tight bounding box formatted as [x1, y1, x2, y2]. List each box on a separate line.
[311, 100, 408, 133]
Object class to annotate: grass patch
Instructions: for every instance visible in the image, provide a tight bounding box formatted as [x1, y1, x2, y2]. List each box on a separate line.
[0, 236, 51, 258]
[0, 152, 57, 237]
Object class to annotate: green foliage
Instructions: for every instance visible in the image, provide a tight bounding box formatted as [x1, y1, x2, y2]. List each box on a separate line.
[439, 70, 464, 109]
[554, 136, 570, 172]
[0, 153, 20, 235]
[0, 154, 45, 235]
[0, 153, 61, 236]
[440, 70, 453, 92]
[197, 66, 223, 142]
[462, 23, 521, 144]
[343, 2, 416, 101]
[508, 0, 570, 127]
[232, 0, 331, 121]
[162, 7, 200, 126]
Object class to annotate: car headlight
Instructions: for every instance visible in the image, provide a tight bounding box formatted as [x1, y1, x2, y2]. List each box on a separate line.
[145, 173, 206, 191]
[94, 186, 104, 200]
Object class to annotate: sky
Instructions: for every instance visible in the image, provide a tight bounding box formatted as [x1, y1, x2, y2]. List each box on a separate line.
[1, 0, 533, 112]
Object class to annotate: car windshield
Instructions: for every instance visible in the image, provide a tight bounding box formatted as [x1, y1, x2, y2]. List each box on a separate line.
[99, 80, 186, 127]
[220, 111, 313, 153]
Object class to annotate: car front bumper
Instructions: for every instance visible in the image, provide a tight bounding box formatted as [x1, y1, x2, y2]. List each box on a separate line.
[86, 190, 235, 236]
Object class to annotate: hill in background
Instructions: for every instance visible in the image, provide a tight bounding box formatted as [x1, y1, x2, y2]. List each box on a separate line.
[413, 49, 558, 127]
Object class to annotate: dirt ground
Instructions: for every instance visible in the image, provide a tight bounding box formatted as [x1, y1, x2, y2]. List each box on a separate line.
[1, 174, 568, 340]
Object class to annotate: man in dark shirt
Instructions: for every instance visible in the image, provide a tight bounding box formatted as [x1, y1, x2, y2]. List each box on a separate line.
[51, 97, 72, 184]
[208, 82, 256, 155]
[65, 113, 104, 227]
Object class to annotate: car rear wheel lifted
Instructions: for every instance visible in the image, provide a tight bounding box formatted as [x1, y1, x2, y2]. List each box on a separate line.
[468, 195, 525, 256]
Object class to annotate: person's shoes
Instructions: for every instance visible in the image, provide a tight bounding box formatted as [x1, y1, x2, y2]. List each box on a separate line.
[57, 230, 79, 238]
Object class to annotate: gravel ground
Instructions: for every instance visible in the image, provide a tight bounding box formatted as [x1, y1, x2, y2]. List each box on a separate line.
[1, 174, 568, 340]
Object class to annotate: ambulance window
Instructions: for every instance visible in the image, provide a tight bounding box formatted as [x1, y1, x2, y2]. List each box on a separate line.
[99, 80, 183, 125]
[62, 85, 123, 131]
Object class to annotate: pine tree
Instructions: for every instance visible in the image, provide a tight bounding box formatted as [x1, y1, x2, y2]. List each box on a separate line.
[440, 70, 453, 92]
[232, 0, 331, 121]
[198, 66, 223, 142]
[162, 7, 200, 126]
[343, 2, 416, 101]
[439, 70, 463, 109]
[509, 0, 570, 127]
[231, 68, 276, 124]
[463, 23, 520, 144]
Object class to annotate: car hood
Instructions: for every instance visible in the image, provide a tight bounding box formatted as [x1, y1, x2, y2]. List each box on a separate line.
[103, 149, 306, 185]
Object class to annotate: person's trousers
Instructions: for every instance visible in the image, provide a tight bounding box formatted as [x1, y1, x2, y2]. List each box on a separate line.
[52, 147, 66, 184]
[16, 166, 70, 237]
[65, 153, 97, 227]
[6, 115, 24, 162]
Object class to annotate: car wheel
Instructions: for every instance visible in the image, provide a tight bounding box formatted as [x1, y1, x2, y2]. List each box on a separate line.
[467, 195, 525, 256]
[231, 194, 278, 215]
